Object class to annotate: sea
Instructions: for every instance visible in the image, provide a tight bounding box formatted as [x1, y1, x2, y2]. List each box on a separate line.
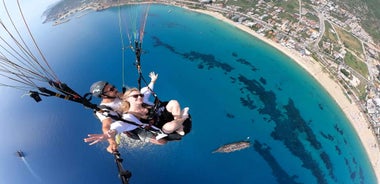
[1, 3, 377, 184]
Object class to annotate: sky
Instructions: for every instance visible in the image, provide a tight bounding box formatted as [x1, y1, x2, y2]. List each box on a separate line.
[0, 1, 68, 183]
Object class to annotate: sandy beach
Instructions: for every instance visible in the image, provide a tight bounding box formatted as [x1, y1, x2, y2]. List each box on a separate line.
[189, 8, 380, 181]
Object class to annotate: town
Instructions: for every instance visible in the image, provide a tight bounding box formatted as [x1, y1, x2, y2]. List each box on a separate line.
[46, 0, 380, 148]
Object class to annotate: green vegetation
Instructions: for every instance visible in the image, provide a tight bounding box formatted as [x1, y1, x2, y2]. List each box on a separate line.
[225, 0, 256, 10]
[262, 15, 271, 22]
[357, 81, 367, 100]
[300, 32, 309, 40]
[362, 19, 380, 44]
[344, 51, 368, 78]
[340, 68, 352, 79]
[302, 3, 314, 10]
[324, 21, 339, 44]
[265, 30, 275, 39]
[329, 12, 348, 25]
[365, 0, 380, 43]
[319, 21, 341, 54]
[275, 0, 299, 15]
[366, 0, 380, 24]
[277, 11, 297, 22]
[304, 12, 318, 22]
[332, 0, 380, 44]
[319, 40, 330, 54]
[302, 0, 312, 5]
[335, 26, 363, 59]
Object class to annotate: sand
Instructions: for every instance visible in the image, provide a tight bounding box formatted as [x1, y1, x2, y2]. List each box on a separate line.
[189, 8, 380, 182]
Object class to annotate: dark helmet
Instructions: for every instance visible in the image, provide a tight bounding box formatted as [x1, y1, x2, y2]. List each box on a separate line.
[90, 81, 108, 98]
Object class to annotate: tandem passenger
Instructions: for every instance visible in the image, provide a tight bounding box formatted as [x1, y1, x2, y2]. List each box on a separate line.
[88, 72, 191, 153]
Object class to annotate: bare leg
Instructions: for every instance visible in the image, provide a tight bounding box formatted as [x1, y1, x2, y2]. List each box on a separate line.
[165, 100, 181, 119]
[162, 119, 184, 134]
[162, 100, 181, 134]
[175, 107, 189, 135]
[162, 106, 189, 135]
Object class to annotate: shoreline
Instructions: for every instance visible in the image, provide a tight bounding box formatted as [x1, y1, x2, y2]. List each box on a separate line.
[66, 1, 380, 179]
[189, 8, 380, 182]
[48, 2, 380, 181]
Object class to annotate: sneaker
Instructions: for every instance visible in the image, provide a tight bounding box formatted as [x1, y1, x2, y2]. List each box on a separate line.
[181, 107, 189, 119]
[156, 133, 168, 140]
[176, 125, 185, 136]
[176, 130, 185, 136]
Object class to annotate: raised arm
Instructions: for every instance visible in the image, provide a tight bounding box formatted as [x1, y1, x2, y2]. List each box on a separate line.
[141, 71, 158, 105]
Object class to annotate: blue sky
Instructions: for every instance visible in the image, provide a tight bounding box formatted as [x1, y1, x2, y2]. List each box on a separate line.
[0, 1, 78, 183]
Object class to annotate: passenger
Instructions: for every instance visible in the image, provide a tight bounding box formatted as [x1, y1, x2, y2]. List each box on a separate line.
[84, 88, 189, 147]
[87, 72, 190, 152]
[89, 72, 159, 153]
[122, 88, 189, 135]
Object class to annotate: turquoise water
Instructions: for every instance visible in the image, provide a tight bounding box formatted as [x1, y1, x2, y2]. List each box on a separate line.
[1, 4, 376, 184]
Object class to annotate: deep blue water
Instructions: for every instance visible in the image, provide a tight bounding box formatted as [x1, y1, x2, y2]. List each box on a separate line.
[1, 4, 377, 184]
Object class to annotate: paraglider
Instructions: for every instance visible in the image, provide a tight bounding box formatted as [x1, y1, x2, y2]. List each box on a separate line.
[0, 0, 192, 137]
[1, 1, 191, 183]
[16, 150, 24, 158]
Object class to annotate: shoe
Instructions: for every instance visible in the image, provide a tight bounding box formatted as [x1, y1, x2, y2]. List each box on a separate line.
[156, 133, 168, 140]
[181, 107, 189, 119]
[167, 133, 182, 140]
[176, 130, 185, 136]
[176, 125, 185, 136]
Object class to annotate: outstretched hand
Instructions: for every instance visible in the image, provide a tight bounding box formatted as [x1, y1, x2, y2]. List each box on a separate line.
[149, 71, 158, 83]
[84, 133, 109, 145]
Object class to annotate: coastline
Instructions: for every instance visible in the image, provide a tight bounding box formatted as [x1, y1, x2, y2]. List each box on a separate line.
[189, 8, 380, 181]
[45, 1, 379, 181]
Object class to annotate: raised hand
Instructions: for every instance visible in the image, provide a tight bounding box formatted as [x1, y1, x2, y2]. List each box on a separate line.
[149, 71, 158, 83]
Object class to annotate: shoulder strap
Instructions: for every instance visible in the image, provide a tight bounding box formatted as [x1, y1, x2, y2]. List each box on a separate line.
[96, 105, 155, 129]
[94, 105, 122, 119]
[95, 105, 165, 136]
[97, 104, 115, 112]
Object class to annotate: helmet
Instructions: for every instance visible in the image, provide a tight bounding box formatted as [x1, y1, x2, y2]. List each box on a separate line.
[90, 81, 108, 98]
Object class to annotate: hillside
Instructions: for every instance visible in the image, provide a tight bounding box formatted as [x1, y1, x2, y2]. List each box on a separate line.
[44, 0, 380, 45]
[332, 0, 380, 45]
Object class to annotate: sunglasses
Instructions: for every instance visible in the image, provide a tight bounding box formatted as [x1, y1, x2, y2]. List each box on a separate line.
[103, 86, 116, 93]
[129, 94, 144, 98]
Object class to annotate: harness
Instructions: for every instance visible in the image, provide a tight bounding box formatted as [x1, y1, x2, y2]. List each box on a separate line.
[95, 105, 164, 140]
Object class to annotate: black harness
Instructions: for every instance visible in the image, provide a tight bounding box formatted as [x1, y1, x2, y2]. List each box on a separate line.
[95, 104, 162, 139]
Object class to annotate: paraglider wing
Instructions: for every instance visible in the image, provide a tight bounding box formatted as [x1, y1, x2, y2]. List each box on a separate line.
[16, 150, 24, 158]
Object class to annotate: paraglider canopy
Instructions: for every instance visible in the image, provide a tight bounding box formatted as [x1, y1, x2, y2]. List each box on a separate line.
[16, 150, 24, 158]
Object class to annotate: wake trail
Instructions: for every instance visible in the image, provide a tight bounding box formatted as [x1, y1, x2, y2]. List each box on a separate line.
[21, 157, 42, 183]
